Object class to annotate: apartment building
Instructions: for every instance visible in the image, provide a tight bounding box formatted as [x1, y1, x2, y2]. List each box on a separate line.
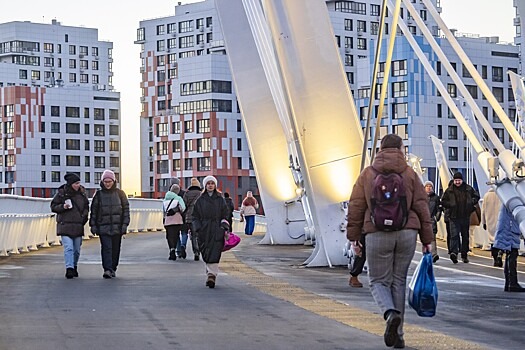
[0, 20, 120, 197]
[136, 0, 255, 205]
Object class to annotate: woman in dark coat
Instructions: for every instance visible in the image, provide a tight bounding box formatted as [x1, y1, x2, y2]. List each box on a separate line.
[89, 169, 130, 279]
[192, 175, 230, 288]
[424, 181, 442, 263]
[50, 173, 89, 279]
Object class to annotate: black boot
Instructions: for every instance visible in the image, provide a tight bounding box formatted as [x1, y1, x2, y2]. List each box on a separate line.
[492, 246, 503, 267]
[504, 252, 510, 292]
[508, 249, 525, 292]
[169, 249, 177, 261]
[73, 266, 79, 277]
[65, 268, 75, 279]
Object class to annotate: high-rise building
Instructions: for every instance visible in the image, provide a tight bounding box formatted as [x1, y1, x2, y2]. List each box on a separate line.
[137, 0, 517, 200]
[0, 20, 121, 197]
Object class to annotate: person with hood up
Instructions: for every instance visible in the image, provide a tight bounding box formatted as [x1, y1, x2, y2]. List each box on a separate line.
[240, 191, 259, 235]
[50, 173, 90, 279]
[191, 175, 230, 288]
[183, 177, 203, 261]
[89, 169, 130, 279]
[163, 184, 186, 261]
[424, 180, 442, 263]
[347, 134, 432, 349]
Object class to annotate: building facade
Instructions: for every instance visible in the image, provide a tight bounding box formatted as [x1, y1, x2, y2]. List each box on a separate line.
[0, 20, 121, 197]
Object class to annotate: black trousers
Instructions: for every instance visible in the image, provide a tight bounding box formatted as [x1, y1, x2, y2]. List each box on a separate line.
[449, 218, 470, 258]
[350, 234, 367, 277]
[99, 234, 123, 272]
[165, 225, 182, 250]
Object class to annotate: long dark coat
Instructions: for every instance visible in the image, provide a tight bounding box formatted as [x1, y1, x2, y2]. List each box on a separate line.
[427, 191, 442, 234]
[191, 190, 229, 263]
[89, 182, 130, 236]
[50, 184, 89, 237]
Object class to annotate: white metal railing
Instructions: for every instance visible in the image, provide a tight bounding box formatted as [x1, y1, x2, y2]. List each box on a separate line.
[0, 195, 267, 257]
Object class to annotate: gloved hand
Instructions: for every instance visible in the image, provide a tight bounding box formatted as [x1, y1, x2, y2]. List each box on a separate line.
[121, 225, 128, 234]
[220, 219, 230, 232]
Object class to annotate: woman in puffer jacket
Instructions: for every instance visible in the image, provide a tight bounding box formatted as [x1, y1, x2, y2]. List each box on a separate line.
[50, 173, 89, 279]
[493, 204, 525, 292]
[89, 170, 130, 279]
[163, 184, 186, 261]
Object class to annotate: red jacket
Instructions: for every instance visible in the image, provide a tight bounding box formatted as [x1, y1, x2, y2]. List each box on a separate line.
[346, 148, 433, 244]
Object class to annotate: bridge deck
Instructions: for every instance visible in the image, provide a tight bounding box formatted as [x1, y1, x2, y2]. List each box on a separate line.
[0, 231, 523, 350]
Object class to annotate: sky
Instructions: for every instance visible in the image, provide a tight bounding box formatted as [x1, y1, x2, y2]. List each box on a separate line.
[0, 0, 517, 194]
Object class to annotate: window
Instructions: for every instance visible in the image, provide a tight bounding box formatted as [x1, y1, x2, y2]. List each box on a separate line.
[482, 65, 488, 79]
[94, 124, 105, 136]
[157, 160, 169, 174]
[370, 4, 380, 16]
[85, 156, 90, 166]
[392, 82, 408, 97]
[156, 24, 165, 35]
[335, 1, 366, 15]
[179, 36, 194, 49]
[493, 87, 504, 102]
[179, 20, 193, 33]
[157, 85, 166, 97]
[448, 147, 458, 161]
[109, 125, 119, 136]
[85, 172, 91, 183]
[172, 121, 181, 134]
[344, 19, 353, 31]
[448, 126, 458, 140]
[109, 141, 119, 151]
[94, 156, 105, 169]
[157, 40, 165, 51]
[85, 140, 90, 151]
[173, 159, 181, 171]
[172, 140, 181, 152]
[370, 22, 379, 35]
[197, 119, 210, 133]
[185, 139, 193, 152]
[345, 36, 353, 49]
[357, 20, 366, 33]
[41, 155, 46, 166]
[357, 38, 367, 50]
[51, 139, 61, 149]
[437, 104, 442, 118]
[184, 120, 193, 133]
[4, 121, 15, 134]
[84, 124, 90, 134]
[437, 125, 442, 139]
[237, 138, 242, 151]
[19, 69, 27, 79]
[51, 155, 61, 166]
[66, 156, 80, 166]
[492, 66, 503, 82]
[197, 138, 211, 152]
[495, 128, 505, 143]
[392, 60, 407, 76]
[157, 141, 168, 155]
[66, 107, 80, 118]
[392, 102, 408, 119]
[94, 108, 105, 120]
[51, 171, 61, 182]
[357, 88, 370, 98]
[69, 45, 76, 55]
[66, 139, 80, 150]
[66, 123, 80, 134]
[197, 157, 211, 171]
[465, 85, 478, 99]
[110, 157, 119, 167]
[156, 123, 168, 137]
[447, 84, 457, 98]
[184, 158, 193, 170]
[393, 124, 408, 139]
[94, 140, 105, 152]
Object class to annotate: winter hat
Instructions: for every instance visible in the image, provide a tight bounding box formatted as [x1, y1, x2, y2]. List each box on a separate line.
[424, 181, 434, 188]
[64, 173, 81, 185]
[380, 134, 403, 150]
[170, 184, 180, 194]
[202, 175, 218, 188]
[453, 172, 463, 180]
[171, 177, 180, 186]
[191, 177, 201, 188]
[101, 169, 116, 182]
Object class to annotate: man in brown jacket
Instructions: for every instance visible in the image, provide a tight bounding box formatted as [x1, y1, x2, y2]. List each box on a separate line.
[347, 134, 433, 349]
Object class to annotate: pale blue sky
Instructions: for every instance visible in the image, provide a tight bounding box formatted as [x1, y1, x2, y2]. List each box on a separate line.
[0, 0, 517, 193]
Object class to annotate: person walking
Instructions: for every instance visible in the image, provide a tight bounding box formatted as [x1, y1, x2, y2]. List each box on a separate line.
[191, 175, 230, 288]
[50, 173, 90, 279]
[224, 192, 235, 229]
[183, 177, 203, 261]
[493, 204, 525, 292]
[347, 134, 433, 349]
[171, 178, 189, 260]
[481, 188, 503, 266]
[441, 172, 480, 264]
[348, 233, 366, 288]
[424, 181, 442, 263]
[89, 169, 130, 279]
[163, 184, 186, 261]
[240, 191, 259, 235]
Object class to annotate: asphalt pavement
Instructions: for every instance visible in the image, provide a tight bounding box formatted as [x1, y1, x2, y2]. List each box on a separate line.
[0, 230, 523, 350]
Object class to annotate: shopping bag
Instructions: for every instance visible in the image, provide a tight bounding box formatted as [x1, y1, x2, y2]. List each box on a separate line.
[408, 252, 438, 317]
[223, 232, 241, 252]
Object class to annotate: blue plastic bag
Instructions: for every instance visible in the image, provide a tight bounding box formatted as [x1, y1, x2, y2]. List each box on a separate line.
[408, 252, 438, 317]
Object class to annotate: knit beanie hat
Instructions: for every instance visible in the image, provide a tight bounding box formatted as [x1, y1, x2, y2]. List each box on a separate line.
[101, 169, 116, 182]
[64, 173, 81, 185]
[380, 134, 403, 150]
[191, 177, 201, 188]
[170, 184, 180, 194]
[424, 181, 434, 188]
[202, 175, 218, 188]
[453, 172, 463, 180]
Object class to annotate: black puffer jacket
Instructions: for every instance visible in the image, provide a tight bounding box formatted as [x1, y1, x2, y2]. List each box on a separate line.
[192, 190, 229, 263]
[50, 184, 89, 237]
[427, 191, 442, 234]
[89, 181, 130, 236]
[183, 185, 202, 224]
[441, 182, 480, 220]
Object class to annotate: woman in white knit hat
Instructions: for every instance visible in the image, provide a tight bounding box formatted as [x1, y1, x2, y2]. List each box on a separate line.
[191, 175, 230, 288]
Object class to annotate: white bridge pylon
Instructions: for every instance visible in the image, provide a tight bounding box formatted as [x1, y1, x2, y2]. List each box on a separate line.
[216, 0, 364, 267]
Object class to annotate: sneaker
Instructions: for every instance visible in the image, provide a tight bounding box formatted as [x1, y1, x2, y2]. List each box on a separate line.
[65, 268, 75, 279]
[450, 253, 458, 264]
[462, 256, 469, 263]
[349, 275, 363, 288]
[194, 254, 200, 261]
[169, 250, 176, 261]
[206, 274, 216, 288]
[103, 270, 112, 279]
[394, 335, 405, 349]
[181, 246, 187, 259]
[432, 255, 439, 263]
[110, 270, 116, 278]
[384, 310, 401, 347]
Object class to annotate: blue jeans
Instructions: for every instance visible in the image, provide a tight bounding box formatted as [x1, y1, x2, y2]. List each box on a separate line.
[62, 236, 82, 269]
[245, 215, 256, 235]
[176, 229, 188, 254]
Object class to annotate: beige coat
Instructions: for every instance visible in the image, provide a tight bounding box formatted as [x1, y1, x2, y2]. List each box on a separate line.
[346, 148, 433, 245]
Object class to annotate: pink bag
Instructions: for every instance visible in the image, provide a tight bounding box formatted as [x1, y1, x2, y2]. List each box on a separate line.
[223, 232, 241, 251]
